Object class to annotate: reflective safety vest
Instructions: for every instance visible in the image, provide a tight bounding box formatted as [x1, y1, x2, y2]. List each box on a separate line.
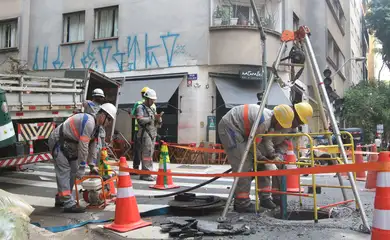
[243, 104, 265, 137]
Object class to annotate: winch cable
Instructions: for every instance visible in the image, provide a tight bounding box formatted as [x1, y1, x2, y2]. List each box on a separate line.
[146, 168, 232, 199]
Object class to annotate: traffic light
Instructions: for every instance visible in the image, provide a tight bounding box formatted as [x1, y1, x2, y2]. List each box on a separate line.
[323, 68, 333, 96]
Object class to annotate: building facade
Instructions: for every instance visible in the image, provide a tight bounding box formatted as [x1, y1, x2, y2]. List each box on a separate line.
[0, 0, 368, 143]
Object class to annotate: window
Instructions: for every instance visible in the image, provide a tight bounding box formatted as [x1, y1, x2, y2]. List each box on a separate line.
[293, 13, 299, 31]
[94, 6, 118, 39]
[0, 19, 17, 49]
[327, 32, 333, 59]
[63, 12, 85, 43]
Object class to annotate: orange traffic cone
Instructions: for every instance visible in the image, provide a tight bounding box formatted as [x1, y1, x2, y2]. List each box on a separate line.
[354, 145, 366, 181]
[371, 151, 390, 239]
[150, 142, 179, 190]
[285, 140, 304, 193]
[104, 157, 151, 232]
[364, 144, 378, 192]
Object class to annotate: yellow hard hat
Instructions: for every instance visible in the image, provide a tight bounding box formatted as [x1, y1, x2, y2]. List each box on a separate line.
[273, 104, 294, 128]
[141, 87, 149, 94]
[294, 102, 313, 124]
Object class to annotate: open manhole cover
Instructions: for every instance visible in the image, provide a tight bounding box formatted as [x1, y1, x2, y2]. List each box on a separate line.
[177, 165, 210, 170]
[274, 210, 331, 221]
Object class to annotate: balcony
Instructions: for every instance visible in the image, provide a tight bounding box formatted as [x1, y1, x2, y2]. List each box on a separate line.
[209, 0, 283, 67]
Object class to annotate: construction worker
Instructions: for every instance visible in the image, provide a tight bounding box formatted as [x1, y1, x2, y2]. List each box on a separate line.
[136, 88, 162, 181]
[218, 104, 295, 212]
[131, 87, 157, 173]
[48, 103, 117, 213]
[258, 102, 314, 208]
[82, 88, 107, 174]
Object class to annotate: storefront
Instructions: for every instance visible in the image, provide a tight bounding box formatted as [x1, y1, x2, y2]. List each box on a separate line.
[116, 74, 184, 143]
[209, 69, 292, 143]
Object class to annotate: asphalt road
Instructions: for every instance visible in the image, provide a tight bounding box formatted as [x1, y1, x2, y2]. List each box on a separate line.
[0, 162, 374, 239]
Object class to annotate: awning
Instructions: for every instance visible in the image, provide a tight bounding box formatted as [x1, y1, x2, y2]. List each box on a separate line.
[118, 77, 183, 108]
[214, 78, 291, 108]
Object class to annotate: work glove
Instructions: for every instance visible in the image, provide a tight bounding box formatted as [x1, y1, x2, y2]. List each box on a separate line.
[89, 165, 100, 175]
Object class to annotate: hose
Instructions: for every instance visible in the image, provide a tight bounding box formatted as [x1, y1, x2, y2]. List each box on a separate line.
[146, 168, 233, 199]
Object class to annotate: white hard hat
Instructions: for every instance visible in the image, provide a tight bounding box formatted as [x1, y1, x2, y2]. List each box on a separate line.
[100, 103, 117, 120]
[143, 89, 157, 100]
[92, 88, 105, 98]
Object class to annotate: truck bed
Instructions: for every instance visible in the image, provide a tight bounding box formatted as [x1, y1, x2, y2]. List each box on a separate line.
[0, 73, 84, 119]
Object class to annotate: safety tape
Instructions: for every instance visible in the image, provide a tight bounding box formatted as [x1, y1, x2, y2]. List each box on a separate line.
[118, 161, 390, 178]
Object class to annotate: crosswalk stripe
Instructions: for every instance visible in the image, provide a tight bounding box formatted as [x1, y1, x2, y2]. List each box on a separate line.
[0, 176, 247, 199]
[14, 193, 168, 211]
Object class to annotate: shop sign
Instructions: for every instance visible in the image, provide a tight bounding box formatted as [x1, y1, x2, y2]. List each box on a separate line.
[239, 70, 263, 80]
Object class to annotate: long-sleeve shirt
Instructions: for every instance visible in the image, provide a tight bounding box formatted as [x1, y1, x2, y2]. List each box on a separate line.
[60, 113, 98, 166]
[221, 104, 275, 160]
[132, 99, 156, 131]
[136, 104, 161, 138]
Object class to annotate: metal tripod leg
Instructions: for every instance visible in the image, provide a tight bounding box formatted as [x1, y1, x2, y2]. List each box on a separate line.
[217, 42, 287, 222]
[304, 46, 348, 201]
[303, 35, 371, 232]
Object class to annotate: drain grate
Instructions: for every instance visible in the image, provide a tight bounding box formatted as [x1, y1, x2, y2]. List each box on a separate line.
[177, 165, 210, 170]
[274, 210, 331, 221]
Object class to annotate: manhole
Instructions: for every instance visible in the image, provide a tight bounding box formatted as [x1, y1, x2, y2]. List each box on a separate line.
[274, 210, 331, 221]
[177, 165, 210, 170]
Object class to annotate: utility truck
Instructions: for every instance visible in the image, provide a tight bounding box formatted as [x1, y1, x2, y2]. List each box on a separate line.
[0, 69, 122, 169]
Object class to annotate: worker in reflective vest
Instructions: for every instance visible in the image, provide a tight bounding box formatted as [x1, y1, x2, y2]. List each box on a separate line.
[48, 103, 117, 213]
[131, 87, 156, 173]
[83, 88, 107, 172]
[218, 104, 295, 213]
[257, 102, 313, 207]
[136, 88, 162, 181]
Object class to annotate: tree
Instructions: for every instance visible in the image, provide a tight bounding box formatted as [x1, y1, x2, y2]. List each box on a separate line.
[366, 0, 390, 69]
[343, 81, 390, 143]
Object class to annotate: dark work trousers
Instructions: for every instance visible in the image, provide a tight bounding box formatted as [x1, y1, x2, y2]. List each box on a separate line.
[132, 130, 141, 169]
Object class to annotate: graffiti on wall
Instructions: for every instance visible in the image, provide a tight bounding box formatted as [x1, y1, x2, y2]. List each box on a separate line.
[33, 32, 186, 72]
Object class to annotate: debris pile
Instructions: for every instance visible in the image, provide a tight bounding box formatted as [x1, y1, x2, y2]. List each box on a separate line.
[160, 217, 253, 239]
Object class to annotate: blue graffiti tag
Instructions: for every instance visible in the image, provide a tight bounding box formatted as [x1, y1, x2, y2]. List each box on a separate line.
[69, 45, 78, 69]
[81, 41, 97, 69]
[144, 33, 160, 68]
[52, 45, 64, 69]
[127, 36, 141, 71]
[112, 40, 126, 72]
[161, 32, 180, 67]
[33, 47, 40, 70]
[34, 32, 183, 71]
[97, 41, 112, 72]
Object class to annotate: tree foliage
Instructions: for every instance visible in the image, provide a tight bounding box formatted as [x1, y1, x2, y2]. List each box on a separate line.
[343, 81, 390, 143]
[366, 0, 390, 69]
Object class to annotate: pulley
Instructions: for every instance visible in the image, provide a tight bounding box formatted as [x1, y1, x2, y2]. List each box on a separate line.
[289, 46, 306, 64]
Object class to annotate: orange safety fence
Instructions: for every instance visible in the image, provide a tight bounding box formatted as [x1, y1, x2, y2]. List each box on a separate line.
[166, 142, 227, 165]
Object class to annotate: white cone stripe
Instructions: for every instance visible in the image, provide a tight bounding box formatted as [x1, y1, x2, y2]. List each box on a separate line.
[287, 151, 294, 155]
[372, 209, 390, 230]
[117, 186, 135, 198]
[286, 165, 297, 169]
[119, 171, 130, 176]
[376, 172, 390, 187]
[159, 163, 171, 169]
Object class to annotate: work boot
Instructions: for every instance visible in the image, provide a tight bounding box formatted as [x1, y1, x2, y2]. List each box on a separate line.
[131, 166, 139, 175]
[63, 205, 86, 213]
[260, 198, 277, 209]
[272, 197, 281, 206]
[140, 175, 155, 181]
[234, 202, 257, 213]
[54, 194, 64, 207]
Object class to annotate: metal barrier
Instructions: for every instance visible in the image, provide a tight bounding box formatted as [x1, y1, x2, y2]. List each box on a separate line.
[253, 131, 356, 222]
